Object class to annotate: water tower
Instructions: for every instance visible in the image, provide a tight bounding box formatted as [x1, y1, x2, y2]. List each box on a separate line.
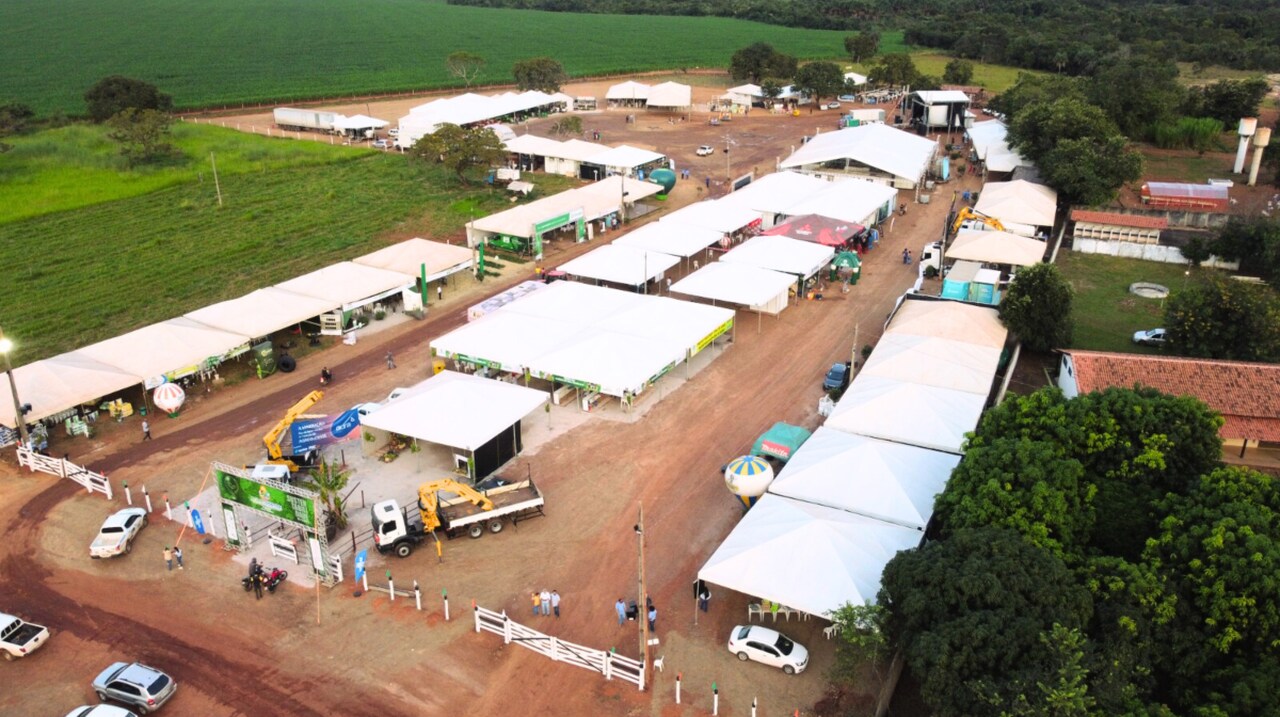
[1234, 118, 1257, 174]
[1249, 127, 1272, 187]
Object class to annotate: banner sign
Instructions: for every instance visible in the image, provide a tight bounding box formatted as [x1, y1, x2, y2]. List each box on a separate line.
[191, 509, 206, 535]
[216, 469, 316, 526]
[331, 409, 361, 438]
[290, 414, 360, 453]
[355, 550, 368, 583]
[694, 318, 735, 355]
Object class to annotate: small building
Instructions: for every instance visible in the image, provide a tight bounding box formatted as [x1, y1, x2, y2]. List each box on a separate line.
[779, 124, 938, 189]
[1070, 210, 1166, 244]
[725, 84, 762, 107]
[1140, 182, 1230, 212]
[908, 90, 972, 130]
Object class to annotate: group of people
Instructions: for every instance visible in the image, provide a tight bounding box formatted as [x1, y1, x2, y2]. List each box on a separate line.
[614, 597, 660, 632]
[531, 589, 562, 618]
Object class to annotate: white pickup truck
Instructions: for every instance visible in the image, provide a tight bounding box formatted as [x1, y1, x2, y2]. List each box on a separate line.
[1, 612, 49, 660]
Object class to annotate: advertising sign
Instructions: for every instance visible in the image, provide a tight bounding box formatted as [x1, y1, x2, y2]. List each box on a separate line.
[354, 550, 368, 583]
[216, 469, 316, 526]
[331, 409, 361, 439]
[694, 318, 735, 355]
[191, 508, 206, 535]
[291, 413, 360, 453]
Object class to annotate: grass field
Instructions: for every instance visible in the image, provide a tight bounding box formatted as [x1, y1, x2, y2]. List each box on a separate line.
[0, 139, 577, 364]
[1057, 250, 1196, 353]
[0, 0, 853, 116]
[847, 52, 1038, 94]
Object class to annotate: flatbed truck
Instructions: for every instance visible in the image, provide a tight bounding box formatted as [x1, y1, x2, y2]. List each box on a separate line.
[371, 477, 545, 558]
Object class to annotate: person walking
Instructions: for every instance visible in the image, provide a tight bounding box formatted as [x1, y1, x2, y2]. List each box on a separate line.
[698, 587, 711, 612]
[437, 284, 444, 302]
[615, 598, 626, 626]
[551, 590, 561, 618]
[647, 605, 657, 633]
[665, 277, 672, 294]
[531, 591, 541, 617]
[540, 589, 551, 616]
[902, 248, 911, 265]
[163, 546, 173, 571]
[141, 420, 152, 441]
[385, 351, 396, 370]
[174, 546, 184, 570]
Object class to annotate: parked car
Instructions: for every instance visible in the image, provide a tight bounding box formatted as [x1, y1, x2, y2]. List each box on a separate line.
[1, 612, 49, 660]
[822, 363, 849, 391]
[92, 662, 177, 714]
[387, 127, 399, 138]
[1132, 328, 1167, 346]
[372, 139, 390, 149]
[727, 625, 809, 674]
[823, 101, 841, 110]
[64, 706, 139, 717]
[90, 508, 148, 559]
[696, 145, 714, 156]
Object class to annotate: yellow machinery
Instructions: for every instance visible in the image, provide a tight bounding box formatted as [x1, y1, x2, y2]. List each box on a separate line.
[262, 390, 324, 471]
[416, 478, 494, 533]
[951, 207, 1006, 234]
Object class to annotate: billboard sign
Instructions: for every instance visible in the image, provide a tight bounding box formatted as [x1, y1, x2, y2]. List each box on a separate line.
[216, 468, 316, 526]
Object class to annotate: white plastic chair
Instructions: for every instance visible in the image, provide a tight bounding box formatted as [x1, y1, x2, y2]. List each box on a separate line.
[747, 603, 763, 622]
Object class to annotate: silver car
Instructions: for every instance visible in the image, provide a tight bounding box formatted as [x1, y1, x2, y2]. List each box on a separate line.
[92, 662, 177, 714]
[64, 705, 139, 717]
[90, 508, 148, 559]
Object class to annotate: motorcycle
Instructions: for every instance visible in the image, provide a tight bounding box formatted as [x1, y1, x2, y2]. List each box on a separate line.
[320, 367, 333, 387]
[265, 567, 289, 593]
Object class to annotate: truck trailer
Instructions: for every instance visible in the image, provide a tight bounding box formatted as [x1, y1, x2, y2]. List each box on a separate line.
[372, 477, 545, 558]
[273, 107, 341, 133]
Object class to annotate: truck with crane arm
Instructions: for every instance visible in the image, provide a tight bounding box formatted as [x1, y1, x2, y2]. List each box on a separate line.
[371, 476, 545, 558]
[259, 390, 325, 475]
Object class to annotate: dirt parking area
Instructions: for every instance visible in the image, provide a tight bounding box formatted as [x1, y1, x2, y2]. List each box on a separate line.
[2, 85, 979, 716]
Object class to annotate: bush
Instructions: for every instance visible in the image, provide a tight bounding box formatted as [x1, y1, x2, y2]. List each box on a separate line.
[1150, 117, 1224, 151]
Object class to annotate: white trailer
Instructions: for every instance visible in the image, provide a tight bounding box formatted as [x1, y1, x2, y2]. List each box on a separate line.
[273, 107, 342, 132]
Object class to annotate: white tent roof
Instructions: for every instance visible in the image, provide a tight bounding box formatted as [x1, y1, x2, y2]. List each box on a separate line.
[662, 200, 761, 235]
[779, 124, 936, 185]
[557, 244, 680, 287]
[727, 83, 762, 98]
[670, 262, 796, 311]
[606, 81, 651, 100]
[647, 81, 692, 108]
[717, 172, 833, 218]
[966, 121, 1031, 173]
[825, 375, 987, 454]
[354, 238, 473, 278]
[0, 353, 142, 426]
[535, 331, 682, 395]
[720, 235, 835, 278]
[698, 493, 923, 615]
[587, 144, 666, 169]
[782, 179, 897, 226]
[332, 114, 388, 130]
[885, 298, 1008, 348]
[613, 220, 726, 258]
[184, 287, 337, 338]
[359, 370, 546, 451]
[913, 90, 971, 104]
[398, 90, 561, 144]
[860, 333, 1003, 395]
[767, 426, 959, 530]
[947, 230, 1046, 267]
[77, 318, 251, 381]
[505, 133, 567, 156]
[433, 312, 580, 373]
[974, 180, 1058, 228]
[844, 72, 868, 86]
[470, 177, 663, 239]
[274, 262, 414, 308]
[556, 139, 613, 162]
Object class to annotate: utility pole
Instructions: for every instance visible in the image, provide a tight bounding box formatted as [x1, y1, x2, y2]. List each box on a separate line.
[636, 504, 649, 688]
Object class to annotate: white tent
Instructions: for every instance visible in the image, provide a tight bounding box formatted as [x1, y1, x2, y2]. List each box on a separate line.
[860, 333, 1003, 396]
[779, 124, 937, 189]
[782, 179, 897, 227]
[662, 201, 761, 235]
[698, 493, 923, 616]
[647, 81, 692, 109]
[885, 298, 1008, 348]
[725, 84, 762, 106]
[0, 353, 142, 426]
[534, 331, 682, 396]
[354, 238, 474, 280]
[613, 221, 726, 258]
[275, 262, 414, 310]
[605, 296, 736, 358]
[586, 145, 667, 174]
[332, 114, 388, 131]
[433, 312, 578, 374]
[505, 133, 567, 157]
[716, 172, 834, 226]
[77, 318, 251, 382]
[557, 244, 680, 287]
[397, 90, 562, 146]
[359, 370, 547, 451]
[844, 72, 868, 86]
[825, 376, 987, 454]
[185, 287, 337, 339]
[947, 230, 1046, 267]
[966, 120, 1031, 173]
[767, 426, 959, 530]
[720, 235, 835, 279]
[468, 176, 663, 244]
[606, 81, 651, 101]
[974, 180, 1058, 230]
[670, 262, 795, 315]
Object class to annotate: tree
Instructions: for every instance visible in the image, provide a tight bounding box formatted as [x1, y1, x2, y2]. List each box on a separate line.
[1182, 78, 1270, 125]
[304, 460, 352, 531]
[0, 102, 34, 153]
[445, 51, 486, 88]
[1163, 273, 1280, 361]
[1008, 97, 1120, 163]
[1040, 135, 1144, 206]
[999, 262, 1074, 352]
[85, 76, 172, 123]
[879, 528, 1094, 717]
[760, 78, 786, 103]
[792, 61, 844, 103]
[988, 74, 1086, 121]
[844, 30, 879, 63]
[1208, 218, 1280, 288]
[512, 57, 566, 93]
[729, 42, 797, 84]
[409, 122, 507, 184]
[105, 108, 177, 166]
[867, 53, 919, 87]
[1087, 54, 1184, 138]
[943, 58, 975, 85]
[549, 115, 582, 137]
[828, 601, 889, 683]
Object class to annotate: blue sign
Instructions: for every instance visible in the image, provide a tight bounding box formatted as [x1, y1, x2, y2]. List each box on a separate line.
[354, 550, 368, 582]
[191, 509, 206, 535]
[331, 408, 361, 438]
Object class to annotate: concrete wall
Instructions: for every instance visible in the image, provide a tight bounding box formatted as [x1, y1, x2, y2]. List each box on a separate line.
[1105, 207, 1231, 229]
[1073, 238, 1240, 270]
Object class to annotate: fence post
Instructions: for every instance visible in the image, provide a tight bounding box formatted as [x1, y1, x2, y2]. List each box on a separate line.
[604, 651, 612, 681]
[57, 456, 68, 479]
[124, 481, 132, 506]
[143, 486, 153, 513]
[362, 570, 368, 593]
[713, 683, 718, 716]
[752, 697, 757, 717]
[443, 588, 449, 621]
[243, 523, 253, 549]
[184, 501, 194, 528]
[502, 613, 512, 645]
[675, 673, 681, 704]
[164, 494, 172, 520]
[473, 603, 481, 633]
[206, 511, 217, 538]
[414, 580, 422, 611]
[388, 571, 394, 602]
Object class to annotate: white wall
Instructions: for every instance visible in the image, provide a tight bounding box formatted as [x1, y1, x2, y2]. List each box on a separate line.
[1073, 238, 1240, 270]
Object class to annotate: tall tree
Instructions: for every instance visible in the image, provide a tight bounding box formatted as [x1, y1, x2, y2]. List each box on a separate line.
[84, 76, 172, 123]
[1040, 135, 1144, 206]
[105, 108, 177, 166]
[988, 74, 1086, 121]
[1182, 78, 1271, 125]
[445, 51, 486, 88]
[1087, 54, 1184, 137]
[867, 53, 919, 87]
[409, 123, 507, 184]
[942, 58, 975, 84]
[511, 57, 566, 92]
[0, 102, 35, 153]
[1008, 97, 1120, 163]
[999, 262, 1073, 352]
[1163, 273, 1280, 361]
[792, 61, 844, 103]
[729, 42, 796, 84]
[549, 115, 582, 137]
[1208, 217, 1280, 288]
[844, 30, 879, 63]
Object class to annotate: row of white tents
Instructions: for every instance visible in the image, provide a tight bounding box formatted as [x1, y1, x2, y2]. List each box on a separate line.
[605, 80, 693, 109]
[397, 90, 574, 149]
[504, 134, 668, 179]
[698, 297, 1009, 618]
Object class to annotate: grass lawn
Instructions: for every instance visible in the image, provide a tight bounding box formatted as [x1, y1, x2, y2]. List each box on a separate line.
[846, 51, 1038, 94]
[0, 148, 577, 364]
[1140, 149, 1236, 182]
[1058, 250, 1197, 353]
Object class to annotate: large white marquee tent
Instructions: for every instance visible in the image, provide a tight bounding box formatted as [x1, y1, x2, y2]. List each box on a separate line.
[0, 354, 143, 426]
[779, 124, 938, 189]
[185, 287, 337, 339]
[354, 238, 474, 281]
[859, 333, 1004, 395]
[662, 201, 761, 236]
[275, 262, 415, 311]
[77, 318, 251, 383]
[825, 376, 987, 455]
[720, 235, 834, 280]
[612, 221, 726, 258]
[557, 244, 680, 288]
[646, 81, 693, 109]
[670, 262, 795, 315]
[974, 180, 1058, 231]
[946, 230, 1047, 267]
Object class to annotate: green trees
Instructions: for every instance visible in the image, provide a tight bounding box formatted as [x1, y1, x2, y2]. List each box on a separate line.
[867, 53, 919, 87]
[942, 58, 974, 85]
[987, 74, 1085, 124]
[446, 51, 486, 88]
[0, 102, 35, 153]
[1163, 273, 1280, 362]
[106, 108, 177, 167]
[1181, 78, 1270, 126]
[1007, 97, 1143, 206]
[511, 57, 566, 92]
[549, 115, 583, 137]
[792, 61, 844, 103]
[304, 460, 352, 530]
[84, 76, 172, 123]
[999, 262, 1074, 352]
[843, 31, 879, 63]
[409, 123, 507, 183]
[1207, 217, 1280, 287]
[729, 42, 797, 84]
[1086, 55, 1184, 138]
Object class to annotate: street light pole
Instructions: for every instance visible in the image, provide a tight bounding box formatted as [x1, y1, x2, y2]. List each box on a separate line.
[635, 503, 649, 687]
[0, 327, 30, 448]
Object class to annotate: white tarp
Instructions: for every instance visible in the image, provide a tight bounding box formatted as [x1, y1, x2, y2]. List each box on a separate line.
[662, 200, 761, 235]
[332, 114, 388, 130]
[354, 238, 474, 279]
[0, 353, 142, 426]
[860, 333, 1003, 396]
[885, 298, 1008, 348]
[844, 72, 868, 86]
[782, 179, 896, 227]
[505, 134, 567, 157]
[647, 81, 692, 108]
[606, 81, 651, 101]
[966, 120, 1031, 173]
[717, 172, 834, 222]
[557, 245, 680, 287]
[275, 262, 414, 310]
[613, 221, 726, 258]
[398, 90, 562, 146]
[720, 235, 834, 279]
[825, 376, 987, 454]
[77, 318, 251, 382]
[185, 287, 337, 339]
[974, 180, 1058, 229]
[359, 370, 546, 451]
[586, 145, 666, 171]
[433, 312, 579, 374]
[670, 262, 795, 313]
[947, 230, 1047, 267]
[469, 176, 663, 240]
[779, 124, 937, 187]
[767, 426, 959, 530]
[698, 493, 923, 616]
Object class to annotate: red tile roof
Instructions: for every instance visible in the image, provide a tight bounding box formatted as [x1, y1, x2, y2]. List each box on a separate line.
[1070, 210, 1168, 229]
[1063, 350, 1280, 442]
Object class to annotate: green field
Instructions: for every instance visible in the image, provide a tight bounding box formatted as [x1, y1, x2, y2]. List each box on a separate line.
[0, 124, 576, 364]
[1057, 250, 1198, 353]
[847, 52, 1039, 94]
[0, 0, 851, 116]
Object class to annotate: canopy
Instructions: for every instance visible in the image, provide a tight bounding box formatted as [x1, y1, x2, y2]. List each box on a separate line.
[947, 230, 1046, 267]
[974, 180, 1058, 229]
[77, 318, 250, 382]
[360, 370, 546, 451]
[721, 235, 835, 279]
[557, 244, 680, 287]
[275, 262, 414, 310]
[587, 145, 666, 170]
[966, 120, 1031, 173]
[469, 176, 663, 240]
[779, 124, 937, 186]
[885, 298, 1008, 349]
[751, 422, 812, 461]
[824, 376, 987, 454]
[767, 426, 958, 530]
[860, 333, 1002, 396]
[670, 262, 795, 312]
[613, 221, 726, 258]
[354, 238, 473, 279]
[782, 180, 897, 227]
[505, 133, 567, 156]
[717, 172, 832, 219]
[662, 201, 761, 235]
[764, 214, 862, 247]
[332, 114, 388, 130]
[0, 353, 142, 426]
[844, 72, 868, 86]
[647, 81, 692, 108]
[698, 493, 923, 616]
[606, 81, 651, 101]
[185, 287, 336, 338]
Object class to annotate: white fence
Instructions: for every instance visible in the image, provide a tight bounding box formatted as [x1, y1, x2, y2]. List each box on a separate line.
[268, 530, 299, 564]
[16, 447, 112, 499]
[328, 553, 343, 583]
[1073, 238, 1240, 269]
[473, 605, 645, 691]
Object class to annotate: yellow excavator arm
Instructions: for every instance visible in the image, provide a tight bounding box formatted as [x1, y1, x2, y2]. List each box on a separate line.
[263, 390, 324, 464]
[417, 478, 495, 532]
[952, 207, 1006, 234]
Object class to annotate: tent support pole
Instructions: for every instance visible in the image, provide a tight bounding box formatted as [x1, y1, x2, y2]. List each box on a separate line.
[757, 309, 762, 335]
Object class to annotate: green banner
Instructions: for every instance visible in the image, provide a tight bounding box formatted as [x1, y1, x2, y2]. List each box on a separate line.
[534, 213, 571, 234]
[694, 318, 735, 355]
[216, 469, 316, 526]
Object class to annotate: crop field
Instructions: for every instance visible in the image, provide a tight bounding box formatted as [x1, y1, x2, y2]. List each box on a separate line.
[0, 0, 850, 116]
